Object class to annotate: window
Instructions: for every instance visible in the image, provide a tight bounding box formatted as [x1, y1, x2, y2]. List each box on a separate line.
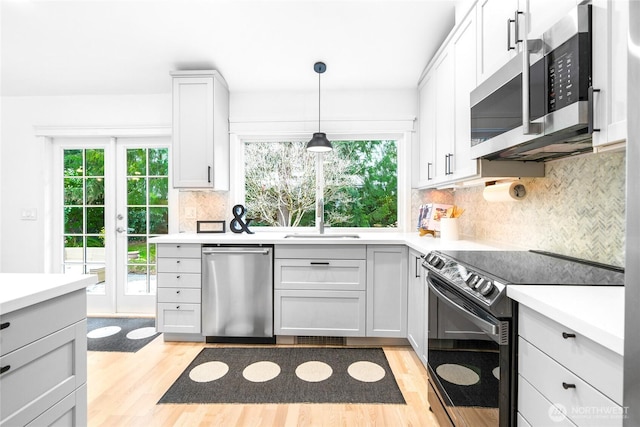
[243, 139, 398, 228]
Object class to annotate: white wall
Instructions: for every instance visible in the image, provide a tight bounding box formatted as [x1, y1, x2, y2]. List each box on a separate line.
[0, 94, 171, 272]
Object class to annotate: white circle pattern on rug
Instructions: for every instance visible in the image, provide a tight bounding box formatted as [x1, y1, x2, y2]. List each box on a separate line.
[189, 361, 230, 383]
[87, 326, 121, 339]
[243, 361, 281, 383]
[295, 361, 333, 382]
[347, 361, 386, 383]
[126, 327, 157, 340]
[436, 364, 480, 386]
[492, 366, 500, 380]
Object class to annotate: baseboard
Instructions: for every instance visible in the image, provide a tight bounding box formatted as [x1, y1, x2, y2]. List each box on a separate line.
[163, 333, 205, 342]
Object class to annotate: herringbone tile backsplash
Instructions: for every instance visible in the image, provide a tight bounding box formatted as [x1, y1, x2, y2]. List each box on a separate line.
[414, 151, 626, 267]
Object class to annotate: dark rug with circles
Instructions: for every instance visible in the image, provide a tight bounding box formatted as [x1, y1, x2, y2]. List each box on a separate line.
[429, 349, 500, 408]
[158, 347, 406, 405]
[87, 317, 160, 352]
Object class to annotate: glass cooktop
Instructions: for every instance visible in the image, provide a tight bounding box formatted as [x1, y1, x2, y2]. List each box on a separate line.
[438, 250, 624, 287]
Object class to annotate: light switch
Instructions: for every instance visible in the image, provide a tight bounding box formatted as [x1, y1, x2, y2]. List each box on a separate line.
[21, 208, 37, 220]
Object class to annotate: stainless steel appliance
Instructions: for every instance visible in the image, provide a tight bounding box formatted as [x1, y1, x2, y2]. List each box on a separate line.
[202, 245, 275, 343]
[470, 5, 593, 161]
[423, 250, 624, 427]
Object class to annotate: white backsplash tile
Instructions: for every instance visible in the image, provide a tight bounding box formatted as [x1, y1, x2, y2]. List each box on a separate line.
[178, 191, 229, 233]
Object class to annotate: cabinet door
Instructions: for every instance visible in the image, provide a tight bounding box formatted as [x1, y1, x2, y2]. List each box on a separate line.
[157, 303, 201, 334]
[592, 0, 628, 149]
[477, 0, 519, 83]
[407, 250, 425, 355]
[366, 246, 408, 338]
[172, 76, 215, 188]
[417, 72, 437, 186]
[452, 10, 478, 180]
[434, 49, 454, 181]
[525, 0, 579, 39]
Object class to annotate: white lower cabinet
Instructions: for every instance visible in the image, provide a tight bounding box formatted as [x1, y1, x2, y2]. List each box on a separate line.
[407, 249, 425, 356]
[156, 244, 202, 335]
[0, 290, 87, 427]
[517, 305, 623, 427]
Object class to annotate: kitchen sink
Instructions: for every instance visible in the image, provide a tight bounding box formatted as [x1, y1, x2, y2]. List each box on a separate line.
[284, 233, 360, 239]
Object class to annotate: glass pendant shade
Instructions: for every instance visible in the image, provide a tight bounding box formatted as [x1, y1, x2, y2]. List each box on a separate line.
[306, 132, 333, 152]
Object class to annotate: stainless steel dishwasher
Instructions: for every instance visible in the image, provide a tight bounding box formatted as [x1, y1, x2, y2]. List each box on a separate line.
[201, 244, 275, 343]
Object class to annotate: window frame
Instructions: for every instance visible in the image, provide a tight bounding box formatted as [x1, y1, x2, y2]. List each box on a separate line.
[230, 131, 411, 232]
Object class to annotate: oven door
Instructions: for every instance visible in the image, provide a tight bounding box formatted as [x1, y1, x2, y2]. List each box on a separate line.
[426, 272, 514, 427]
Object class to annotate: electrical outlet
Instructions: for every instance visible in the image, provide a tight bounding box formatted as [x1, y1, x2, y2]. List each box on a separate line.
[184, 207, 197, 220]
[21, 208, 37, 220]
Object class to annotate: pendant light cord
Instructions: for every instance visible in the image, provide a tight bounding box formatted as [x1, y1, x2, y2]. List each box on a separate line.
[318, 71, 321, 133]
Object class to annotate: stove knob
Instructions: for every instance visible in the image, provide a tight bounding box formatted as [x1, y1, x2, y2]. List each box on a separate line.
[474, 278, 485, 290]
[478, 280, 494, 296]
[465, 274, 478, 288]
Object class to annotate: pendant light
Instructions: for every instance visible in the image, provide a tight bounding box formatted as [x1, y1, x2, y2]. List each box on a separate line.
[306, 61, 333, 152]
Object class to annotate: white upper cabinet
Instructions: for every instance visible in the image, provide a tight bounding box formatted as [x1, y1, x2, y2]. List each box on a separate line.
[591, 0, 628, 150]
[476, 0, 520, 84]
[433, 48, 455, 181]
[524, 0, 578, 39]
[171, 70, 230, 190]
[415, 72, 437, 187]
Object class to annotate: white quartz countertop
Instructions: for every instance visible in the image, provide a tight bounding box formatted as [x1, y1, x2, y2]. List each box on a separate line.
[508, 285, 625, 355]
[150, 231, 515, 254]
[0, 273, 96, 314]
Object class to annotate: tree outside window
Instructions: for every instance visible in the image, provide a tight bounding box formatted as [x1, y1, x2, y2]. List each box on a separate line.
[244, 140, 397, 228]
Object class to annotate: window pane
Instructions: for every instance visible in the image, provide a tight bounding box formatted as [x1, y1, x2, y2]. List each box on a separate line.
[127, 177, 146, 205]
[243, 140, 398, 228]
[64, 150, 83, 176]
[127, 148, 146, 176]
[64, 207, 83, 233]
[85, 149, 104, 176]
[128, 236, 146, 264]
[149, 178, 168, 205]
[128, 207, 147, 234]
[149, 207, 168, 234]
[149, 148, 168, 176]
[86, 178, 104, 205]
[86, 207, 104, 233]
[64, 178, 83, 205]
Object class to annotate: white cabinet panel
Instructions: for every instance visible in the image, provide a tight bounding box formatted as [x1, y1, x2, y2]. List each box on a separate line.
[518, 375, 577, 427]
[156, 243, 202, 258]
[477, 0, 519, 83]
[157, 303, 201, 334]
[274, 259, 366, 291]
[156, 273, 202, 288]
[157, 288, 201, 304]
[274, 290, 366, 337]
[366, 246, 407, 338]
[157, 257, 201, 274]
[407, 250, 425, 355]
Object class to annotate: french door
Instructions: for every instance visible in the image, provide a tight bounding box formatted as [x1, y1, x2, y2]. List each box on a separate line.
[54, 137, 176, 314]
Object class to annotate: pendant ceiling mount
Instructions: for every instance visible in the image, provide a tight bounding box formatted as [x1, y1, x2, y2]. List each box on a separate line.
[306, 61, 332, 153]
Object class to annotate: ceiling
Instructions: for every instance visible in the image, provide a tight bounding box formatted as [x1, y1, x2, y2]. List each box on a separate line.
[1, 0, 457, 96]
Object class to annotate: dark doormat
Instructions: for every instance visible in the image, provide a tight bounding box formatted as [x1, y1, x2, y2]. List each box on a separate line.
[87, 317, 160, 352]
[158, 347, 406, 405]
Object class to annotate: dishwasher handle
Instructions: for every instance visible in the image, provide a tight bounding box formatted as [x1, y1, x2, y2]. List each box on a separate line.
[202, 248, 271, 255]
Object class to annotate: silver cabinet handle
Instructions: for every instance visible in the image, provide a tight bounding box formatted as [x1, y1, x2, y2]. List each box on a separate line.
[202, 248, 271, 255]
[588, 87, 601, 133]
[522, 11, 542, 136]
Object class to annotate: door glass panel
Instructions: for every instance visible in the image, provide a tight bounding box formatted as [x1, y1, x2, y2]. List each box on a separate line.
[62, 148, 106, 295]
[124, 147, 169, 296]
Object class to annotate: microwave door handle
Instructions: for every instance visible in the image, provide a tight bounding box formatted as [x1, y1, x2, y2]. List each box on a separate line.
[522, 12, 542, 136]
[427, 274, 501, 340]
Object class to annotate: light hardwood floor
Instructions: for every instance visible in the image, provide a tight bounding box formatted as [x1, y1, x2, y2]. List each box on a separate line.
[87, 336, 441, 427]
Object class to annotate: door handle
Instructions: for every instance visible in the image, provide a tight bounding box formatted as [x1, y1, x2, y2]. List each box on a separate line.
[116, 227, 126, 233]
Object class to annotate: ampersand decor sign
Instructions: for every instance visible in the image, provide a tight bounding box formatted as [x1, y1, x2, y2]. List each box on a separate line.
[229, 204, 254, 234]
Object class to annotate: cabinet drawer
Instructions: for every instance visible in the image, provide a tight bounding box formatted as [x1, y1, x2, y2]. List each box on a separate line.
[275, 259, 366, 291]
[0, 289, 85, 356]
[26, 383, 87, 427]
[157, 257, 201, 274]
[274, 289, 365, 336]
[157, 288, 201, 304]
[519, 338, 623, 427]
[518, 375, 577, 427]
[157, 303, 201, 334]
[157, 273, 201, 288]
[157, 243, 201, 258]
[0, 320, 86, 427]
[275, 245, 366, 260]
[519, 305, 623, 404]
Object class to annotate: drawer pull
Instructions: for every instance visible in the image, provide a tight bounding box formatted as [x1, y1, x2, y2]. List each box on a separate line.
[0, 322, 10, 330]
[562, 382, 576, 390]
[0, 365, 10, 375]
[562, 332, 576, 339]
[310, 262, 330, 266]
[176, 290, 181, 294]
[176, 245, 181, 248]
[176, 260, 181, 264]
[176, 275, 181, 279]
[176, 305, 180, 309]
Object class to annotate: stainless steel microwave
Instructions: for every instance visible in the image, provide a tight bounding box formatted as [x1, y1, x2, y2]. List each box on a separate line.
[470, 5, 593, 161]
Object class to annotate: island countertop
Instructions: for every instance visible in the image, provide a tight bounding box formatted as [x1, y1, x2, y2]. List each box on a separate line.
[0, 273, 97, 314]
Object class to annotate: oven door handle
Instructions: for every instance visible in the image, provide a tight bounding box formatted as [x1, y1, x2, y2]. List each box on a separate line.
[427, 274, 504, 343]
